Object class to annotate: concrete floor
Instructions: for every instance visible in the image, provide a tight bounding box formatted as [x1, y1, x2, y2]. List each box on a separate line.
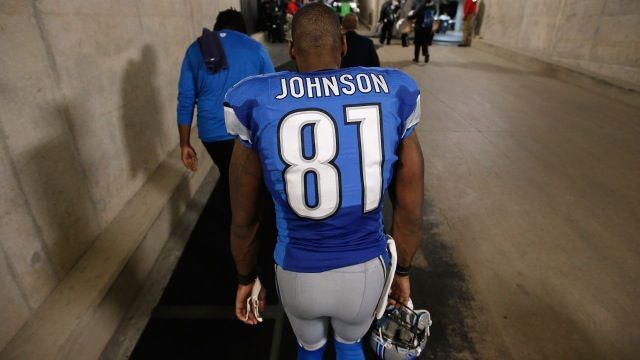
[375, 43, 640, 359]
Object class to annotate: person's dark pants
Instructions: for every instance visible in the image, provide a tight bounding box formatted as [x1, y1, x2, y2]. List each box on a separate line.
[203, 139, 234, 180]
[203, 139, 234, 221]
[202, 139, 277, 260]
[440, 20, 449, 33]
[462, 14, 475, 46]
[414, 29, 434, 62]
[401, 33, 408, 47]
[379, 21, 394, 44]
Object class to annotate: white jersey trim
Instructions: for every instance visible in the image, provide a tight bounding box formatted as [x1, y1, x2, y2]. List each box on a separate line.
[402, 94, 421, 137]
[224, 105, 252, 144]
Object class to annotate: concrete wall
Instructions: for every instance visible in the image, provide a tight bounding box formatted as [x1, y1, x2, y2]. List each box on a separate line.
[0, 0, 238, 352]
[480, 0, 640, 86]
[359, 0, 380, 29]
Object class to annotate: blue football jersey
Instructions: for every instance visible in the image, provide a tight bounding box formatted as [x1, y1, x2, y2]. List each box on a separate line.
[224, 67, 421, 272]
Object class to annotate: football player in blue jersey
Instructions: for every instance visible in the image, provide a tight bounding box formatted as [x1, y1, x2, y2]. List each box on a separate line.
[224, 3, 424, 359]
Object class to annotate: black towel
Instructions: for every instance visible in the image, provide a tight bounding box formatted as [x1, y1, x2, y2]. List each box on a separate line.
[197, 28, 228, 74]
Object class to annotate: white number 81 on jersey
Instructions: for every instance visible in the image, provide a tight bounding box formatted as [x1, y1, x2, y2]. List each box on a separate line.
[278, 104, 383, 220]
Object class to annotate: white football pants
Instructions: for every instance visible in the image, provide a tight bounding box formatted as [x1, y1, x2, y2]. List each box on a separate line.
[275, 256, 387, 350]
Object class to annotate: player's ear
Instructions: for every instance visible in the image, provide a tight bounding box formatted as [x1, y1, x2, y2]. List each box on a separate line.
[289, 40, 296, 60]
[340, 35, 347, 58]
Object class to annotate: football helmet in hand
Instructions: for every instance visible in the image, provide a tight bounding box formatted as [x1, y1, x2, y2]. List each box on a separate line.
[370, 302, 432, 359]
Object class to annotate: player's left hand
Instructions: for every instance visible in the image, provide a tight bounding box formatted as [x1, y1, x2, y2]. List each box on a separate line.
[235, 281, 266, 325]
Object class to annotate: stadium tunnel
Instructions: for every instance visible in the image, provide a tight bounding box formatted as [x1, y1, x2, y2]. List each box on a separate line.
[1, 1, 639, 359]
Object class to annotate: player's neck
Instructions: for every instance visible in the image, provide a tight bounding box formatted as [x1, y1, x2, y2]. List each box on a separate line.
[295, 55, 340, 73]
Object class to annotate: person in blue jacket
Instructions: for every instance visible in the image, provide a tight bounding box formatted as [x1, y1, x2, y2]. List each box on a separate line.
[177, 8, 274, 216]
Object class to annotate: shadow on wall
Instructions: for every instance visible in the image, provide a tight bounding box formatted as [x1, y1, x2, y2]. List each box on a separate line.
[475, 0, 485, 37]
[120, 44, 164, 180]
[103, 43, 192, 312]
[119, 44, 193, 236]
[24, 103, 101, 277]
[89, 44, 202, 356]
[98, 43, 194, 319]
[12, 42, 195, 351]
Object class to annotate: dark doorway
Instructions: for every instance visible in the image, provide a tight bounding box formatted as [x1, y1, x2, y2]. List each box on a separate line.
[439, 1, 459, 18]
[241, 0, 260, 34]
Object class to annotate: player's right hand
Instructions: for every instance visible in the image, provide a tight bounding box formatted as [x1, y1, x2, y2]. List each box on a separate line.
[181, 144, 198, 172]
[388, 275, 410, 307]
[235, 283, 265, 325]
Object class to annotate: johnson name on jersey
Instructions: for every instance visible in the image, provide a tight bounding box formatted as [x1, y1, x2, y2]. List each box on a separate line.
[224, 67, 421, 273]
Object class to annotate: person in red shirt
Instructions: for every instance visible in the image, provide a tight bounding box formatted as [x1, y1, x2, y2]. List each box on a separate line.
[459, 0, 478, 47]
[287, 0, 299, 15]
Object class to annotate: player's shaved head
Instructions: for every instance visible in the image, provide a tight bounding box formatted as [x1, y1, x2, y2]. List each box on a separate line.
[291, 3, 342, 57]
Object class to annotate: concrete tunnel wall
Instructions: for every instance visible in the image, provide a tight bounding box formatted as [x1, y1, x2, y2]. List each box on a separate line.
[0, 0, 238, 354]
[480, 0, 640, 86]
[358, 0, 379, 29]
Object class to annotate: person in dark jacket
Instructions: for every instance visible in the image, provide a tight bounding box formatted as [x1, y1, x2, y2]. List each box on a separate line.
[341, 13, 380, 68]
[408, 0, 435, 63]
[378, 0, 399, 45]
